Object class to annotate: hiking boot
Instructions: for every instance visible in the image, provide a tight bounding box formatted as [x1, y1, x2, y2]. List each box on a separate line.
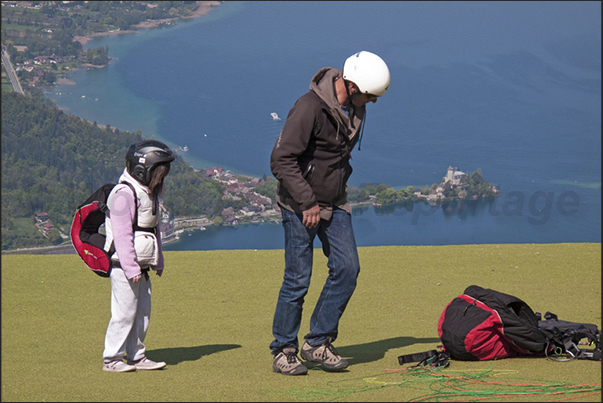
[103, 360, 136, 372]
[127, 357, 167, 370]
[272, 347, 308, 375]
[300, 338, 348, 371]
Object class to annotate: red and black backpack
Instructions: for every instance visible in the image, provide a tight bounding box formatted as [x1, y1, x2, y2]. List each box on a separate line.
[70, 182, 137, 277]
[437, 285, 547, 360]
[399, 285, 600, 367]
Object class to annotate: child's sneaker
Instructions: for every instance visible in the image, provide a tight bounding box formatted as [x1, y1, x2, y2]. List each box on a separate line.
[300, 338, 348, 370]
[102, 360, 136, 372]
[272, 347, 308, 375]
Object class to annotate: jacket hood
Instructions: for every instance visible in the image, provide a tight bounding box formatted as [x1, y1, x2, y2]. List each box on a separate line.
[310, 67, 365, 143]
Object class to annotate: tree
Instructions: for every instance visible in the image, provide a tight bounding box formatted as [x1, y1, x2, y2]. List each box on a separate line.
[85, 45, 109, 65]
[469, 169, 484, 186]
[347, 185, 370, 203]
[396, 186, 414, 199]
[254, 177, 278, 199]
[375, 187, 397, 205]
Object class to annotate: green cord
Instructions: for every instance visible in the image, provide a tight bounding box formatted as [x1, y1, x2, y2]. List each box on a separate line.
[260, 363, 601, 402]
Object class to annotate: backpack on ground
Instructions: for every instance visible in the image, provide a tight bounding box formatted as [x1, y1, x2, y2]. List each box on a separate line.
[398, 285, 600, 367]
[70, 182, 137, 277]
[437, 285, 548, 360]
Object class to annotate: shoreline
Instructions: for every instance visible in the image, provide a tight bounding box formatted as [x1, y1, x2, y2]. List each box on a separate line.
[3, 1, 224, 255]
[72, 1, 221, 46]
[55, 2, 223, 140]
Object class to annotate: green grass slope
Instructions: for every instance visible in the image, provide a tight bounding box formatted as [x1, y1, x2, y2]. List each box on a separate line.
[2, 243, 601, 402]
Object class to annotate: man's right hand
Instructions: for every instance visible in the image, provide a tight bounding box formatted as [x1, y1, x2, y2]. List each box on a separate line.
[302, 205, 320, 228]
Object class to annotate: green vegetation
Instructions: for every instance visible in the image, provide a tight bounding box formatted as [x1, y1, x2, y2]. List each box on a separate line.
[1, 91, 140, 227]
[3, 217, 52, 249]
[1, 1, 209, 89]
[346, 170, 498, 207]
[1, 1, 201, 41]
[254, 175, 279, 199]
[163, 162, 225, 220]
[2, 2, 233, 250]
[1, 91, 225, 251]
[2, 70, 14, 92]
[84, 44, 109, 66]
[2, 243, 600, 401]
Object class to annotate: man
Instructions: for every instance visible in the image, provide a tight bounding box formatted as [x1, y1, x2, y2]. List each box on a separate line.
[269, 51, 391, 375]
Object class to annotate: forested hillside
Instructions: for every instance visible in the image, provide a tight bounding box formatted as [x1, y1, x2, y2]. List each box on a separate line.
[1, 91, 224, 250]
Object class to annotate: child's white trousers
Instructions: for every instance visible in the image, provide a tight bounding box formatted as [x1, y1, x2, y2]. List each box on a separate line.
[102, 267, 151, 363]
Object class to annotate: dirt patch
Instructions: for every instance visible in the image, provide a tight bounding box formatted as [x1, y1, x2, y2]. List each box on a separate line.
[73, 30, 137, 46]
[56, 78, 76, 85]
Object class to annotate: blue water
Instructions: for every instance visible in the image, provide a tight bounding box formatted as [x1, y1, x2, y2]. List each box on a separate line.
[44, 1, 601, 250]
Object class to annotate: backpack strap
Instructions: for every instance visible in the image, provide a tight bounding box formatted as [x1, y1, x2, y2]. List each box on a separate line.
[398, 350, 438, 365]
[120, 181, 140, 230]
[121, 181, 158, 234]
[107, 181, 140, 256]
[398, 349, 451, 368]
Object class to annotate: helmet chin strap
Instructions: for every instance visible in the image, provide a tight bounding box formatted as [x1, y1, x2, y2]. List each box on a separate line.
[152, 196, 158, 216]
[345, 106, 366, 151]
[343, 79, 355, 106]
[357, 110, 366, 151]
[342, 79, 366, 151]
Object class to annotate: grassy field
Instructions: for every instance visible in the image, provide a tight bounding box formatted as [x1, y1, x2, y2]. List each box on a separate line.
[2, 82, 14, 93]
[2, 73, 15, 93]
[1, 22, 46, 33]
[11, 217, 41, 234]
[2, 243, 600, 402]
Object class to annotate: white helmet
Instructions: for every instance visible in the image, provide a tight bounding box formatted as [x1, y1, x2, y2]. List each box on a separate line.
[342, 51, 391, 97]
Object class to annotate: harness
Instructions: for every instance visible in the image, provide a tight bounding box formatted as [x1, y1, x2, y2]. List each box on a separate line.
[538, 311, 601, 362]
[106, 181, 157, 256]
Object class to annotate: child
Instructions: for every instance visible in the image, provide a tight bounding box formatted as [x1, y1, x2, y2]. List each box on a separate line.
[102, 140, 175, 372]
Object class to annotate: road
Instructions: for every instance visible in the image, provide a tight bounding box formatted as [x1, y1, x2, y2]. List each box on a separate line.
[1, 44, 25, 95]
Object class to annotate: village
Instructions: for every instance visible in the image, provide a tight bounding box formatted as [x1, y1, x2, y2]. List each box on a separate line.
[158, 167, 282, 244]
[159, 165, 499, 243]
[30, 166, 281, 246]
[30, 165, 498, 246]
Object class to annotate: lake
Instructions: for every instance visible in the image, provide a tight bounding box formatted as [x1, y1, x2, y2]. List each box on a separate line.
[44, 1, 601, 250]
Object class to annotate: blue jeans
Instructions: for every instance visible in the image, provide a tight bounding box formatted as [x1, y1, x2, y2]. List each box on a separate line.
[270, 207, 360, 354]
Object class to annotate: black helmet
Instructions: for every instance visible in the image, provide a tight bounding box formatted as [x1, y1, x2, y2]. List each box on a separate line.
[126, 140, 175, 186]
